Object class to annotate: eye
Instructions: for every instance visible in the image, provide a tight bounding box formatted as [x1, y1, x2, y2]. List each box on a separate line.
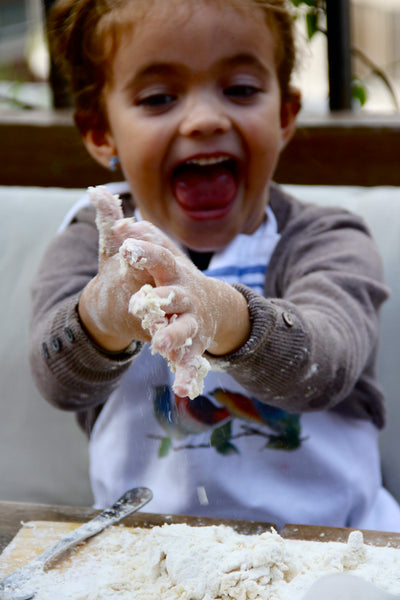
[136, 93, 177, 109]
[224, 84, 261, 100]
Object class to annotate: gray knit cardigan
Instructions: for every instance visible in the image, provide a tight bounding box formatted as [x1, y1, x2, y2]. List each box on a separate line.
[29, 184, 389, 435]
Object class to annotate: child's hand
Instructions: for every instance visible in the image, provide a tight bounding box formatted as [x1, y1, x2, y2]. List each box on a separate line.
[120, 234, 250, 398]
[78, 187, 159, 351]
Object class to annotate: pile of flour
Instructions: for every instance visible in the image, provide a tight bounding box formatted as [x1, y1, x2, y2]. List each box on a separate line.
[1, 523, 400, 600]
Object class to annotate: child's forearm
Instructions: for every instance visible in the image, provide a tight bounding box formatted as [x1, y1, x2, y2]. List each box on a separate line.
[204, 282, 251, 357]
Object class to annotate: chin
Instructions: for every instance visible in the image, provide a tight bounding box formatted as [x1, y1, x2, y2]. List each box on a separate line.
[177, 213, 240, 249]
[183, 233, 235, 253]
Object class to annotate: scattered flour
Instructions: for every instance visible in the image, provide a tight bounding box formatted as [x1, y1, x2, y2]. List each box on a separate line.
[197, 485, 210, 506]
[1, 524, 400, 600]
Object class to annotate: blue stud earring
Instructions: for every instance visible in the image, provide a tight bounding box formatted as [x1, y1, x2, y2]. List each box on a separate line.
[109, 155, 120, 171]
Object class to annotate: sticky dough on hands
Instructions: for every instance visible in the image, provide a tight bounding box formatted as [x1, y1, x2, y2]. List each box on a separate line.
[129, 284, 210, 400]
[121, 251, 210, 400]
[88, 186, 210, 398]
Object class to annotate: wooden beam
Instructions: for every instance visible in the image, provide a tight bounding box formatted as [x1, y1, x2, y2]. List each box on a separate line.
[275, 113, 400, 187]
[0, 110, 120, 188]
[1, 110, 400, 187]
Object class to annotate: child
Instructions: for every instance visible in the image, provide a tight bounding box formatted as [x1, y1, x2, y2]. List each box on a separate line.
[30, 0, 400, 530]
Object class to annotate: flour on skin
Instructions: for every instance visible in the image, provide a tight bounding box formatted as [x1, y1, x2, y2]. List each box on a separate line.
[88, 186, 125, 255]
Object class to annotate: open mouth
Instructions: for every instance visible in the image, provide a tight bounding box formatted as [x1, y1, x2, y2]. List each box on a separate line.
[171, 156, 239, 218]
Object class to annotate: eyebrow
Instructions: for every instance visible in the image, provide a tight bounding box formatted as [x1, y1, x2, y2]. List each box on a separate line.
[122, 64, 178, 92]
[222, 53, 271, 76]
[124, 53, 270, 90]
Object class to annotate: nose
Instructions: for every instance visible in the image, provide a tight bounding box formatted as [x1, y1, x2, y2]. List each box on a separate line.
[179, 93, 231, 137]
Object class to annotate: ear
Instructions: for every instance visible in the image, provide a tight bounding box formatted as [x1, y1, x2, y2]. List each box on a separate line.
[82, 128, 117, 170]
[279, 87, 301, 151]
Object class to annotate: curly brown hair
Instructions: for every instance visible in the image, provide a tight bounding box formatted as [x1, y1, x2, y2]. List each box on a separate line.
[48, 0, 297, 134]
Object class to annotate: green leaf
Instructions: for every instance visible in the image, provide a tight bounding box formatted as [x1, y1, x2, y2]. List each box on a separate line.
[210, 421, 231, 446]
[210, 421, 238, 455]
[352, 79, 368, 107]
[158, 437, 172, 457]
[306, 11, 319, 39]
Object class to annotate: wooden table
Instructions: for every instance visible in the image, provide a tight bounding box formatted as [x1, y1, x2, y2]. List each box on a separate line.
[2, 500, 400, 556]
[0, 500, 272, 554]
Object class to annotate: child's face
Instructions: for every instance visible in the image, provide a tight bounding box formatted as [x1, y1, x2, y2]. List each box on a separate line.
[85, 0, 299, 251]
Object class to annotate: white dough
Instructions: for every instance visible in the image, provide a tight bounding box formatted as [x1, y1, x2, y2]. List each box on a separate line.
[1, 524, 400, 600]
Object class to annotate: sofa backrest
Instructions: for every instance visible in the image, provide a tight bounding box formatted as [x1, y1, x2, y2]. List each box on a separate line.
[0, 184, 399, 507]
[0, 186, 93, 506]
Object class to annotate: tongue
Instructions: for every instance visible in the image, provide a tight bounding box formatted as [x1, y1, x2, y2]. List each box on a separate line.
[172, 164, 237, 211]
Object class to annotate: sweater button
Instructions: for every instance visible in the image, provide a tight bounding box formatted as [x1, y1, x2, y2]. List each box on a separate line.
[282, 311, 294, 327]
[51, 336, 62, 352]
[64, 326, 75, 342]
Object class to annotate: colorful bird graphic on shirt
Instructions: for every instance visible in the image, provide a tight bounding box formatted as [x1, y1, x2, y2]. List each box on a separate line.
[151, 385, 302, 457]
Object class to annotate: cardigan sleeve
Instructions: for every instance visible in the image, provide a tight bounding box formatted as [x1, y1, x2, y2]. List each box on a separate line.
[208, 200, 389, 426]
[29, 204, 142, 412]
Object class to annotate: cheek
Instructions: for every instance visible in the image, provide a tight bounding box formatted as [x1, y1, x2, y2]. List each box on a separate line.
[244, 108, 282, 155]
[112, 114, 165, 161]
[243, 132, 281, 198]
[119, 137, 163, 194]
[247, 130, 280, 182]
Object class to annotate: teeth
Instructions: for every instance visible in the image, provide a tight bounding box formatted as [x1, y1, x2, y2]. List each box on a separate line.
[185, 156, 229, 166]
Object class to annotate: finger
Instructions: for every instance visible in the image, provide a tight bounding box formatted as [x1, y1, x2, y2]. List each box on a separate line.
[151, 314, 210, 399]
[88, 186, 124, 257]
[119, 239, 179, 285]
[152, 313, 199, 360]
[119, 238, 150, 274]
[116, 220, 187, 260]
[173, 353, 211, 399]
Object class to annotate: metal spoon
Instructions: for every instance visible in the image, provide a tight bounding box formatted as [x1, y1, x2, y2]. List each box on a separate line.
[0, 486, 152, 600]
[303, 573, 400, 600]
